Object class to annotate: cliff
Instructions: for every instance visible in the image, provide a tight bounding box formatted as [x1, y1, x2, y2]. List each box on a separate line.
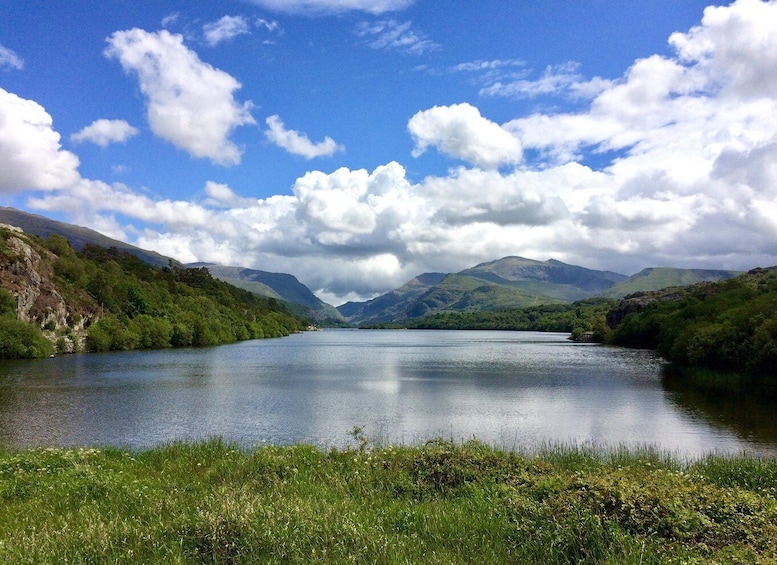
[0, 224, 97, 352]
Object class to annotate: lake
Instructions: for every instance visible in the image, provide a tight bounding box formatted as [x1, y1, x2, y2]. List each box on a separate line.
[1, 330, 775, 456]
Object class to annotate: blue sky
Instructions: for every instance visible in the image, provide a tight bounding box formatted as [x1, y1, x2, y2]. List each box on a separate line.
[2, 0, 777, 304]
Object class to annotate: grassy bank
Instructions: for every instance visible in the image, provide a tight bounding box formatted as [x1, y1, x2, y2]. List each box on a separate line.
[1, 439, 776, 564]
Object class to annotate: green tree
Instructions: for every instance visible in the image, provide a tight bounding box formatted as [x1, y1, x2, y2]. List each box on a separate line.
[0, 317, 54, 359]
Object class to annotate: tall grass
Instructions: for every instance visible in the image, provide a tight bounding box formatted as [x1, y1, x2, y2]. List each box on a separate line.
[0, 438, 775, 563]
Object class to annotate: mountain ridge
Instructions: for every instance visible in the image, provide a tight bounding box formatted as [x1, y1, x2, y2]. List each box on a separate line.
[0, 207, 745, 327]
[189, 263, 345, 324]
[337, 258, 742, 325]
[0, 207, 179, 269]
[0, 207, 340, 324]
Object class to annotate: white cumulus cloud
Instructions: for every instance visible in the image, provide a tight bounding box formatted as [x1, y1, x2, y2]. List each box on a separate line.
[265, 115, 344, 159]
[105, 28, 255, 165]
[203, 15, 251, 47]
[71, 119, 139, 147]
[20, 0, 777, 304]
[0, 88, 80, 194]
[408, 103, 523, 168]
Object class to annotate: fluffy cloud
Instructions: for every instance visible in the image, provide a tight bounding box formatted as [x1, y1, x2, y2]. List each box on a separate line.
[355, 20, 439, 55]
[408, 103, 523, 168]
[203, 181, 257, 208]
[0, 43, 23, 70]
[243, 0, 413, 15]
[203, 16, 251, 46]
[105, 29, 255, 165]
[71, 119, 139, 147]
[19, 0, 777, 304]
[669, 0, 777, 99]
[265, 115, 344, 159]
[0, 88, 80, 193]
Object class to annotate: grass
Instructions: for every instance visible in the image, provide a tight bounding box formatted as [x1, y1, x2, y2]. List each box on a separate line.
[0, 439, 776, 564]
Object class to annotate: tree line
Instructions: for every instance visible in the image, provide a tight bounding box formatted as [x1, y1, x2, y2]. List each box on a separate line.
[363, 297, 615, 340]
[1, 232, 305, 359]
[608, 268, 777, 377]
[388, 268, 777, 378]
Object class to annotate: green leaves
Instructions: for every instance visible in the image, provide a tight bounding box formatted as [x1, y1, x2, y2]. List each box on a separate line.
[0, 317, 54, 359]
[609, 270, 777, 375]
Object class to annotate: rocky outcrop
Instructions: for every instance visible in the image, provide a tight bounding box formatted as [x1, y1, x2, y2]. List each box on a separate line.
[0, 224, 97, 352]
[605, 289, 685, 329]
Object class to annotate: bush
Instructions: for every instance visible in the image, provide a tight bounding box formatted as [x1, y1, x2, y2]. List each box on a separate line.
[86, 315, 137, 352]
[610, 270, 777, 376]
[0, 289, 16, 317]
[129, 314, 173, 349]
[0, 317, 54, 358]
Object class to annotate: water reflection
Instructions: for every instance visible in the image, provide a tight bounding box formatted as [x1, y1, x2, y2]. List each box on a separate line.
[662, 366, 777, 451]
[0, 330, 775, 456]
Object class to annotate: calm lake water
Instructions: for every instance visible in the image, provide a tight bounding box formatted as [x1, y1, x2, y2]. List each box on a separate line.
[1, 330, 775, 456]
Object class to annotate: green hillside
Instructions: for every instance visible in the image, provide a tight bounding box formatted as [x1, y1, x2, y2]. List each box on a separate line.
[405, 274, 563, 319]
[0, 208, 340, 324]
[601, 267, 741, 298]
[0, 226, 304, 359]
[337, 273, 446, 324]
[461, 256, 626, 296]
[608, 268, 777, 376]
[0, 206, 180, 269]
[191, 264, 345, 325]
[339, 257, 626, 325]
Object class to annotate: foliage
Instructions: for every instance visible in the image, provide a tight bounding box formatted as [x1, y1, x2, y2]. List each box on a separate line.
[0, 233, 305, 358]
[0, 289, 16, 317]
[0, 317, 54, 359]
[0, 288, 54, 359]
[74, 246, 305, 352]
[609, 269, 777, 375]
[0, 440, 775, 563]
[375, 297, 616, 340]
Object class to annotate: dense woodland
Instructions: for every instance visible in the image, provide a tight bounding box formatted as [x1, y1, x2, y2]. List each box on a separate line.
[608, 268, 777, 377]
[399, 297, 615, 340]
[4, 224, 777, 379]
[0, 231, 304, 359]
[399, 268, 777, 378]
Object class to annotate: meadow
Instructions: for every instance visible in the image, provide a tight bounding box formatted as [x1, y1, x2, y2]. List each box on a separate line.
[1, 437, 776, 564]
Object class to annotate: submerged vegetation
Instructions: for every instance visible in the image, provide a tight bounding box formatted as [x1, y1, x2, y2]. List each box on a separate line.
[0, 439, 775, 563]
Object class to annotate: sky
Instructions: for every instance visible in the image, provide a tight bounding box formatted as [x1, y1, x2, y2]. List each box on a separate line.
[2, 0, 777, 305]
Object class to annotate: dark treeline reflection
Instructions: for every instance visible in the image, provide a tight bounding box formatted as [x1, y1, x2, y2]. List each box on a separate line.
[662, 365, 777, 449]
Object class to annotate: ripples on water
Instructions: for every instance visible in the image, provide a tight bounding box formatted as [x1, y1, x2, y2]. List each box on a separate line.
[0, 330, 773, 456]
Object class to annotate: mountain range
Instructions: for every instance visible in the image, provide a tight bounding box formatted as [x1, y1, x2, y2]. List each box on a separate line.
[0, 207, 742, 326]
[336, 257, 740, 325]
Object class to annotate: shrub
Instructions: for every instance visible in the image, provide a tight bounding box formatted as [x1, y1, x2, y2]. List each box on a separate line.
[0, 317, 54, 358]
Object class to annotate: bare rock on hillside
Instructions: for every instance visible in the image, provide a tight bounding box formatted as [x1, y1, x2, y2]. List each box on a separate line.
[605, 289, 685, 329]
[1, 225, 96, 351]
